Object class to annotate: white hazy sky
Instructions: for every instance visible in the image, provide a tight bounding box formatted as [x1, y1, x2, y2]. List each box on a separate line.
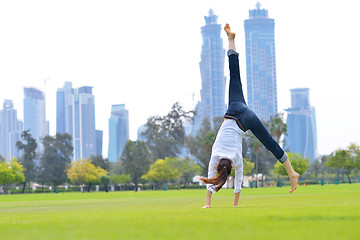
[1, 0, 359, 158]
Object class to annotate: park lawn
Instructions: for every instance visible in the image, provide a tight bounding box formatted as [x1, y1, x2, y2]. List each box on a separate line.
[0, 184, 359, 240]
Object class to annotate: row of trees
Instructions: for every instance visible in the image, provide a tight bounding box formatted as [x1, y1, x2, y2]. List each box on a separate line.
[0, 129, 113, 193]
[1, 102, 360, 194]
[142, 157, 200, 190]
[306, 144, 360, 184]
[136, 102, 360, 187]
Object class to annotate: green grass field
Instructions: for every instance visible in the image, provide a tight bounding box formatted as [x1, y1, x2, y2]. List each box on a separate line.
[1, 184, 359, 240]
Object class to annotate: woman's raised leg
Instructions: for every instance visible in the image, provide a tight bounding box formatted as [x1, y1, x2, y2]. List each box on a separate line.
[249, 109, 299, 192]
[224, 23, 236, 51]
[224, 24, 246, 104]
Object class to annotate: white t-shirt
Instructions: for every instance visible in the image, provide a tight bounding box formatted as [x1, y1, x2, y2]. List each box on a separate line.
[206, 119, 244, 194]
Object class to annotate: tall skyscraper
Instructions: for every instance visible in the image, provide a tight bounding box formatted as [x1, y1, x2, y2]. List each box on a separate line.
[96, 130, 103, 156]
[284, 88, 317, 162]
[56, 83, 99, 160]
[192, 9, 226, 135]
[23, 87, 47, 152]
[108, 104, 129, 162]
[74, 86, 96, 160]
[56, 82, 73, 135]
[244, 2, 278, 120]
[0, 100, 22, 160]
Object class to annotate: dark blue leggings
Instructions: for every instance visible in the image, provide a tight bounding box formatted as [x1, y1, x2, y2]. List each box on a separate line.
[224, 51, 287, 163]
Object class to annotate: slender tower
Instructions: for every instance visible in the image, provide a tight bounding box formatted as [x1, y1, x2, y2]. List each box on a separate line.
[193, 9, 226, 134]
[73, 86, 97, 160]
[56, 82, 74, 135]
[285, 88, 318, 162]
[23, 87, 47, 153]
[0, 100, 22, 160]
[244, 2, 278, 120]
[108, 104, 129, 162]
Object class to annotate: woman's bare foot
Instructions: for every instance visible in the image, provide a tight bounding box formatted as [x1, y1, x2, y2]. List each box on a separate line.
[289, 172, 300, 193]
[202, 205, 211, 208]
[224, 23, 235, 40]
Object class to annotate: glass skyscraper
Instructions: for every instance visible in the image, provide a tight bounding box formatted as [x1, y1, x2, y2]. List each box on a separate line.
[76, 86, 97, 160]
[96, 130, 103, 156]
[56, 82, 73, 135]
[56, 83, 100, 160]
[284, 88, 317, 162]
[24, 87, 47, 152]
[193, 9, 226, 134]
[244, 2, 278, 120]
[108, 104, 129, 162]
[0, 100, 22, 160]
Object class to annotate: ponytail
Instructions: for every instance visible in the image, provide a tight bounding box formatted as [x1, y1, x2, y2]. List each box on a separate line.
[200, 158, 232, 192]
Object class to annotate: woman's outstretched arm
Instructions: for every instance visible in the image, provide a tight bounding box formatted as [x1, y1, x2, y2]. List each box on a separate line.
[203, 190, 212, 208]
[233, 191, 241, 207]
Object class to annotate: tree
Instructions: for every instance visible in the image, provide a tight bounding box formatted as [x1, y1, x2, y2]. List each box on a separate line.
[142, 157, 201, 190]
[319, 154, 329, 182]
[349, 143, 360, 171]
[0, 158, 25, 194]
[165, 157, 201, 190]
[243, 158, 255, 176]
[353, 145, 360, 170]
[186, 118, 221, 176]
[142, 158, 176, 189]
[269, 113, 287, 144]
[121, 140, 152, 192]
[67, 159, 108, 192]
[308, 159, 323, 180]
[326, 149, 350, 183]
[110, 174, 131, 191]
[229, 158, 254, 187]
[248, 132, 262, 187]
[326, 144, 360, 184]
[179, 158, 201, 188]
[110, 161, 124, 175]
[142, 102, 193, 160]
[40, 133, 73, 190]
[274, 152, 309, 176]
[100, 175, 110, 192]
[90, 155, 110, 172]
[16, 130, 37, 193]
[165, 157, 183, 190]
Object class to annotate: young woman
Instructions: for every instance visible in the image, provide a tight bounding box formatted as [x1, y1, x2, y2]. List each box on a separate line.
[200, 24, 299, 208]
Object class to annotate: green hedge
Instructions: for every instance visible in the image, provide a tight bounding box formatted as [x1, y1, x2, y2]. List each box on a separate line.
[8, 186, 82, 194]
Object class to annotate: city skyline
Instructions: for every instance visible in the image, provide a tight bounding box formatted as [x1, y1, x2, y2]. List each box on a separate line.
[0, 0, 359, 157]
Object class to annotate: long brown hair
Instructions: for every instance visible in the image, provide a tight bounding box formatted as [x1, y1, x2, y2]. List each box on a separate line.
[200, 158, 232, 192]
